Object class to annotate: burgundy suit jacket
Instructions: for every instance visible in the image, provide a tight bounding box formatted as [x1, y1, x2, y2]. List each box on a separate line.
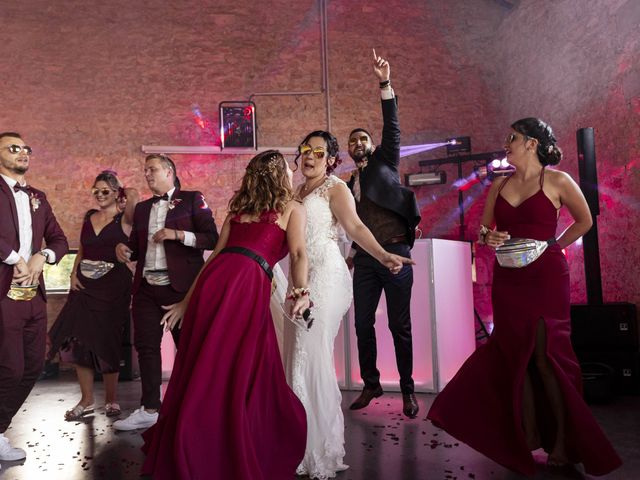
[0, 179, 69, 299]
[127, 189, 218, 294]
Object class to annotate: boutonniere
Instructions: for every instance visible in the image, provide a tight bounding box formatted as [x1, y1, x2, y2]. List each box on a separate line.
[168, 198, 183, 210]
[30, 192, 41, 212]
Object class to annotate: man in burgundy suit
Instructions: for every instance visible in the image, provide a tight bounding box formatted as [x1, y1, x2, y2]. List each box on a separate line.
[0, 132, 68, 465]
[114, 154, 218, 430]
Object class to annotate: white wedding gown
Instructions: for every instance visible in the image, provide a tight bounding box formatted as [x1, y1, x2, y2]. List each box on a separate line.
[282, 175, 352, 479]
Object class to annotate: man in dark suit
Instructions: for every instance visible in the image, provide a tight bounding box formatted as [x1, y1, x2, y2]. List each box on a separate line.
[0, 132, 69, 463]
[114, 154, 218, 430]
[346, 52, 421, 418]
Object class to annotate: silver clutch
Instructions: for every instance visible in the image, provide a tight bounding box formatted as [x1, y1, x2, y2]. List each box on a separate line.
[495, 238, 550, 268]
[79, 259, 115, 279]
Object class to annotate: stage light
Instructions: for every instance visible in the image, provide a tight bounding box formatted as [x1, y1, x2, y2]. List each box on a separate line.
[500, 158, 510, 168]
[491, 159, 502, 169]
[404, 171, 447, 187]
[446, 136, 471, 155]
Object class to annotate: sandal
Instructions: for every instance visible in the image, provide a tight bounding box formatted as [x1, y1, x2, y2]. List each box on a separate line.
[105, 403, 122, 417]
[64, 403, 95, 421]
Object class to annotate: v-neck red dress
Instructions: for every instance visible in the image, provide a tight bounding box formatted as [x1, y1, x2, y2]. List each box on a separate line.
[427, 170, 621, 476]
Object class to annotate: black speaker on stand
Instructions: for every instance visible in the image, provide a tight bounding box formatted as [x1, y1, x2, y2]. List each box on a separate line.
[571, 128, 640, 397]
[576, 128, 602, 304]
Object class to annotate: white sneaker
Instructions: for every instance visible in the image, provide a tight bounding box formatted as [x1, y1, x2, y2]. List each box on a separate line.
[112, 407, 158, 431]
[0, 433, 26, 461]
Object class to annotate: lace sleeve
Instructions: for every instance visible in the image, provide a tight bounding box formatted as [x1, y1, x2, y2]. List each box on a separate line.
[317, 175, 346, 199]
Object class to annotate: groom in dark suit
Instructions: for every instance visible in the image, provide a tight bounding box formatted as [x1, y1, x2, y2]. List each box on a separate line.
[0, 132, 69, 462]
[114, 154, 218, 430]
[346, 52, 421, 418]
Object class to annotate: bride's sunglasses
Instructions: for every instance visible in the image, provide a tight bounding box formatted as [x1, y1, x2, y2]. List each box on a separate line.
[299, 145, 327, 159]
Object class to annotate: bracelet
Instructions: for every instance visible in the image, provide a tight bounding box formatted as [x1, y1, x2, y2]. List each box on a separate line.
[379, 80, 391, 89]
[478, 225, 490, 245]
[287, 287, 310, 300]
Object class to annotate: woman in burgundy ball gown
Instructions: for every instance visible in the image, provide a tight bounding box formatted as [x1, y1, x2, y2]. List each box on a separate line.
[427, 118, 621, 476]
[49, 170, 138, 420]
[141, 150, 309, 480]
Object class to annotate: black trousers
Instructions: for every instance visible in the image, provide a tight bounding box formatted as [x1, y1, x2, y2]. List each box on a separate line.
[132, 279, 183, 409]
[353, 243, 414, 394]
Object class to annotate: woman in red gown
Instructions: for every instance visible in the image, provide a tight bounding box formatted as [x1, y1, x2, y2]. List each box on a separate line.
[427, 118, 621, 476]
[141, 150, 309, 479]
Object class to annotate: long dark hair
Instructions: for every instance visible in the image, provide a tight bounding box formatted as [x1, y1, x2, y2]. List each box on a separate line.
[294, 130, 342, 174]
[511, 118, 562, 166]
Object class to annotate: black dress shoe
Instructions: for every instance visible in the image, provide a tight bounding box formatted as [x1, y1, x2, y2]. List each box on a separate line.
[349, 385, 383, 410]
[402, 393, 419, 418]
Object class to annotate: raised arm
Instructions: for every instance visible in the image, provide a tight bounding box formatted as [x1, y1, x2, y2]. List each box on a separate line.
[373, 49, 400, 169]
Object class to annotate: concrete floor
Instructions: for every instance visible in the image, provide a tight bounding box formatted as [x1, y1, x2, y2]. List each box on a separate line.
[0, 373, 638, 480]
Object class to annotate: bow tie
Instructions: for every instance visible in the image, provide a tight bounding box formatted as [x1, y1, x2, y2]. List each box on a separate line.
[13, 184, 30, 194]
[152, 193, 169, 203]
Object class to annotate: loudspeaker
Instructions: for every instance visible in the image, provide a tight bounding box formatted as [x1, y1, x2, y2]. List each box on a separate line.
[580, 362, 616, 403]
[571, 303, 639, 351]
[576, 351, 640, 395]
[576, 127, 599, 215]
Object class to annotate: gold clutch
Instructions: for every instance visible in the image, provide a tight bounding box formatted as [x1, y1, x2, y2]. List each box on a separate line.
[7, 283, 39, 301]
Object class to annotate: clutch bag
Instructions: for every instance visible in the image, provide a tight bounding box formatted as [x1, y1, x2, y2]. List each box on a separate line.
[7, 283, 38, 301]
[80, 259, 115, 279]
[495, 238, 550, 268]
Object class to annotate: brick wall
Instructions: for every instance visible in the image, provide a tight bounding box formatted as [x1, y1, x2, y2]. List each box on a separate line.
[1, 0, 638, 313]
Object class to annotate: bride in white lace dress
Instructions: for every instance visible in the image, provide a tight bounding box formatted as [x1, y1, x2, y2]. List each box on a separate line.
[282, 131, 412, 479]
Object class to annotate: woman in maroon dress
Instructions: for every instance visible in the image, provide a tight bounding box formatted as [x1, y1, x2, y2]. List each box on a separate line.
[141, 150, 309, 480]
[427, 118, 621, 476]
[49, 170, 138, 420]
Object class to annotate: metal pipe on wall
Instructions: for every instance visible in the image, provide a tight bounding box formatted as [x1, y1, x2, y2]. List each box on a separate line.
[249, 0, 331, 132]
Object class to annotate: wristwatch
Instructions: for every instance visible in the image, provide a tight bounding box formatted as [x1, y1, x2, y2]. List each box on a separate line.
[38, 250, 51, 262]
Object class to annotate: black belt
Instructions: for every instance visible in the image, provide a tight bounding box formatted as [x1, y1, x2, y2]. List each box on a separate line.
[220, 247, 273, 281]
[383, 235, 407, 246]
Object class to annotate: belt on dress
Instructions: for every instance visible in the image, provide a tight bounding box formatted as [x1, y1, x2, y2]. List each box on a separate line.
[220, 247, 273, 281]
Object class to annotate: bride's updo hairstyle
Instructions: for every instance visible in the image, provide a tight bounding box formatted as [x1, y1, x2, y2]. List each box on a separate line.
[228, 150, 293, 216]
[511, 117, 562, 166]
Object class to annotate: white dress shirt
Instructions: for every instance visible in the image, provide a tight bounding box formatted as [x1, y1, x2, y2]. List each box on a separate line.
[1, 174, 55, 265]
[143, 187, 196, 284]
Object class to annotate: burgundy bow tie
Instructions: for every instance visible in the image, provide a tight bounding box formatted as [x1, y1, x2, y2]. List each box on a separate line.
[13, 184, 30, 194]
[152, 193, 169, 203]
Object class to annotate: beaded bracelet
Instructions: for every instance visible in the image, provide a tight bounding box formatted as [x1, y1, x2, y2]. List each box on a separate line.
[478, 225, 490, 245]
[379, 80, 391, 89]
[287, 287, 310, 300]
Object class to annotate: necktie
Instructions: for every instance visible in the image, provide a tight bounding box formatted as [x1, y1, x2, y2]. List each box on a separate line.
[152, 193, 169, 203]
[13, 184, 30, 194]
